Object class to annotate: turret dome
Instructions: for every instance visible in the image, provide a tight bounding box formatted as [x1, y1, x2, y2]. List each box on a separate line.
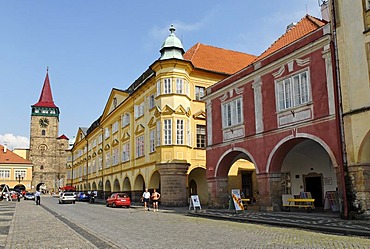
[159, 24, 185, 60]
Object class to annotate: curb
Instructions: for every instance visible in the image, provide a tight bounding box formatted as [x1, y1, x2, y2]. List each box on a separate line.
[187, 212, 370, 238]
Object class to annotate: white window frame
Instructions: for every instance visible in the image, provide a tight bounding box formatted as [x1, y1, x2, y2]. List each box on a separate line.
[156, 80, 161, 96]
[0, 170, 10, 178]
[164, 78, 172, 94]
[276, 70, 310, 112]
[176, 119, 184, 145]
[164, 119, 172, 145]
[176, 78, 183, 94]
[150, 129, 156, 152]
[134, 102, 145, 118]
[105, 152, 110, 168]
[122, 143, 130, 162]
[196, 125, 206, 148]
[195, 86, 205, 100]
[136, 135, 145, 158]
[149, 94, 155, 109]
[156, 121, 161, 146]
[98, 155, 102, 170]
[104, 127, 110, 139]
[112, 121, 119, 134]
[222, 97, 243, 128]
[112, 147, 119, 166]
[122, 113, 130, 127]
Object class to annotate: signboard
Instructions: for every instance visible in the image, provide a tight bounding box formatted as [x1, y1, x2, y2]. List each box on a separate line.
[230, 189, 244, 211]
[189, 195, 202, 210]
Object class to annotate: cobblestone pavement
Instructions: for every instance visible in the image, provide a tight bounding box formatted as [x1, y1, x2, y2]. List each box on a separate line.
[1, 196, 370, 249]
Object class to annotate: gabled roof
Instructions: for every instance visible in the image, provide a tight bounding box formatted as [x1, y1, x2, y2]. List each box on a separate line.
[0, 145, 32, 164]
[33, 71, 58, 108]
[57, 134, 69, 140]
[256, 15, 327, 61]
[184, 43, 257, 75]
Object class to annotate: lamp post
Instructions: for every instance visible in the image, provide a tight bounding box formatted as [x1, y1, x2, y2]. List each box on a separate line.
[16, 174, 24, 184]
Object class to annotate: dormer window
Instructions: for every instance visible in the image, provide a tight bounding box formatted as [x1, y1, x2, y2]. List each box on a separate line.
[41, 130, 46, 136]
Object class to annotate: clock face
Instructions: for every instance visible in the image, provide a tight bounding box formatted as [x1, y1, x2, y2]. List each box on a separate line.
[39, 118, 49, 128]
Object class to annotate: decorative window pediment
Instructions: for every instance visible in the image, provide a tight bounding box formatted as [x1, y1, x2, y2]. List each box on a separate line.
[112, 139, 119, 146]
[162, 105, 174, 115]
[154, 106, 162, 117]
[135, 124, 145, 135]
[92, 152, 97, 157]
[97, 148, 103, 155]
[121, 132, 130, 142]
[148, 117, 156, 128]
[175, 105, 187, 115]
[193, 110, 206, 120]
[104, 144, 110, 151]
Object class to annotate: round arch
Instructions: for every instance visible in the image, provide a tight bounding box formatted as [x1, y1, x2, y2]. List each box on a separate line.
[123, 177, 131, 192]
[113, 179, 120, 192]
[188, 167, 208, 205]
[148, 171, 160, 190]
[358, 129, 370, 163]
[133, 174, 145, 191]
[92, 182, 97, 191]
[214, 147, 258, 178]
[105, 180, 111, 192]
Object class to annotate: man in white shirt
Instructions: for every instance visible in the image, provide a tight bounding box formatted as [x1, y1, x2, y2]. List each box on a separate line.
[142, 188, 150, 211]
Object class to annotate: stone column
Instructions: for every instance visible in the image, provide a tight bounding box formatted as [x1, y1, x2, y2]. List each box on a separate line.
[156, 162, 189, 206]
[347, 163, 370, 217]
[207, 177, 229, 208]
[257, 172, 282, 211]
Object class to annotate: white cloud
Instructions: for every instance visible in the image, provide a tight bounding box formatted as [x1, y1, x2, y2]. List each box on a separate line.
[0, 134, 29, 150]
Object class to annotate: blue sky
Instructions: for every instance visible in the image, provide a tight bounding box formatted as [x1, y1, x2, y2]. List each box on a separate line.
[0, 0, 321, 149]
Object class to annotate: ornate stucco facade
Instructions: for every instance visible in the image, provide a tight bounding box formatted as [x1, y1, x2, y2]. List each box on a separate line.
[29, 72, 69, 193]
[330, 0, 370, 215]
[68, 26, 256, 206]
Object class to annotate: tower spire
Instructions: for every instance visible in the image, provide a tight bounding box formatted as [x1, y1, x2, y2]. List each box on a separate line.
[33, 68, 57, 108]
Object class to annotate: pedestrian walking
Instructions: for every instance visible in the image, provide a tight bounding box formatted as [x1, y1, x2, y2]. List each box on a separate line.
[151, 189, 161, 212]
[142, 188, 150, 211]
[35, 190, 41, 205]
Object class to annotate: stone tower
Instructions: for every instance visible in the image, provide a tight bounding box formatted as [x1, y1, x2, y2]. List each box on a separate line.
[29, 70, 68, 193]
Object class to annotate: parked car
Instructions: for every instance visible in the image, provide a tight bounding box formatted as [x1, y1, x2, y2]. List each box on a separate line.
[59, 192, 76, 204]
[24, 192, 35, 200]
[106, 193, 130, 208]
[76, 192, 90, 202]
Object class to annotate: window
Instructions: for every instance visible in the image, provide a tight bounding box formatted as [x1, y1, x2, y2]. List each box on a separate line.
[122, 143, 130, 162]
[156, 121, 161, 146]
[176, 119, 184, 145]
[14, 170, 26, 179]
[136, 135, 145, 157]
[41, 130, 46, 136]
[222, 98, 243, 128]
[104, 128, 110, 139]
[187, 120, 191, 146]
[149, 94, 155, 109]
[105, 152, 110, 168]
[176, 78, 183, 94]
[156, 80, 161, 96]
[98, 155, 102, 170]
[112, 121, 119, 134]
[92, 159, 96, 173]
[196, 125, 206, 148]
[93, 139, 97, 148]
[98, 134, 102, 144]
[0, 170, 10, 178]
[164, 78, 172, 94]
[164, 119, 172, 145]
[276, 70, 310, 111]
[195, 86, 205, 100]
[112, 148, 119, 165]
[150, 129, 156, 152]
[122, 113, 130, 127]
[134, 102, 145, 118]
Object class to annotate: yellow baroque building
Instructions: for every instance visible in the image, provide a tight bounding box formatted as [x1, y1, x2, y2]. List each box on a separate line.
[68, 25, 256, 206]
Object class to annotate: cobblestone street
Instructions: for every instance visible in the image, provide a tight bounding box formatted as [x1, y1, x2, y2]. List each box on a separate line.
[0, 196, 369, 248]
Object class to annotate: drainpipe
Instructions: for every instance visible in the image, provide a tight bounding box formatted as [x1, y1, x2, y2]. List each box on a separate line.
[330, 0, 349, 218]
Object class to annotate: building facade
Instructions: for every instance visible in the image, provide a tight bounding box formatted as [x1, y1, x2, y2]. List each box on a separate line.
[29, 71, 69, 193]
[329, 0, 370, 216]
[0, 145, 33, 192]
[68, 25, 256, 206]
[204, 15, 347, 214]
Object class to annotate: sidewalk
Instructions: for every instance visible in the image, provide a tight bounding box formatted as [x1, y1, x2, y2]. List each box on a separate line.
[3, 199, 96, 249]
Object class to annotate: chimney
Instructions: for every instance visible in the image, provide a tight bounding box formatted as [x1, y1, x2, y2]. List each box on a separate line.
[3, 145, 7, 153]
[320, 1, 330, 22]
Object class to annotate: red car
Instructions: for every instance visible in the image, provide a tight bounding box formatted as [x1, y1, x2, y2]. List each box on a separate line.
[106, 193, 130, 208]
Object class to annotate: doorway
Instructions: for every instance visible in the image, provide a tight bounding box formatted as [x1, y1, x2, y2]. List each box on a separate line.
[304, 174, 323, 207]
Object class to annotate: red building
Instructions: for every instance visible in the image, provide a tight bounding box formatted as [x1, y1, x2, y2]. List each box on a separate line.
[204, 15, 346, 213]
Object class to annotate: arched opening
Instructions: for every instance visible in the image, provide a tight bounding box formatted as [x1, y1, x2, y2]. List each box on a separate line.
[209, 148, 258, 208]
[97, 181, 103, 199]
[149, 171, 160, 190]
[270, 138, 339, 209]
[92, 182, 97, 191]
[113, 179, 120, 192]
[133, 174, 145, 202]
[13, 184, 26, 192]
[87, 182, 91, 191]
[105, 180, 112, 199]
[188, 167, 208, 205]
[123, 177, 132, 198]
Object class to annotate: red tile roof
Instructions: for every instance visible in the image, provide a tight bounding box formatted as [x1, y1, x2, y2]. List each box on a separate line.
[256, 15, 327, 61]
[184, 43, 257, 75]
[57, 134, 69, 140]
[33, 72, 58, 108]
[0, 145, 32, 164]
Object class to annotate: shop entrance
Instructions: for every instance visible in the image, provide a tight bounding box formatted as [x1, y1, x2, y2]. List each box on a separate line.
[304, 174, 323, 207]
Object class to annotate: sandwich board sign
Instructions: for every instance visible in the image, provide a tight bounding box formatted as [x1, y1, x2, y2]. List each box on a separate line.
[229, 189, 244, 211]
[189, 195, 201, 210]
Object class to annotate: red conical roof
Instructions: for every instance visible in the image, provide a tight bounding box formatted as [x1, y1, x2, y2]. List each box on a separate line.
[33, 71, 57, 108]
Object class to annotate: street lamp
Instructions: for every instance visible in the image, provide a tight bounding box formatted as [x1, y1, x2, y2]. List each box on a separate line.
[15, 174, 24, 184]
